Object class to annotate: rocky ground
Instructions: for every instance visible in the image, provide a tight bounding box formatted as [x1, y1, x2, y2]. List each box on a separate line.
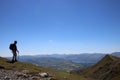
[0, 69, 55, 80]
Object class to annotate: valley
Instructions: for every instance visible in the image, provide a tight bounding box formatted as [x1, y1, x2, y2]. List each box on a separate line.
[4, 52, 120, 80]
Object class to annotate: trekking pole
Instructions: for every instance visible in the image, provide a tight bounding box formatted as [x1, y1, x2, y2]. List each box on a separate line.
[17, 51, 19, 61]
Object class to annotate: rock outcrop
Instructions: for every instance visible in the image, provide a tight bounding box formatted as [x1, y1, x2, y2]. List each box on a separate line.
[0, 69, 56, 80]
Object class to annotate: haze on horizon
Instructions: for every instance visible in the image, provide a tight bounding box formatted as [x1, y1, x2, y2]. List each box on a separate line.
[0, 0, 120, 57]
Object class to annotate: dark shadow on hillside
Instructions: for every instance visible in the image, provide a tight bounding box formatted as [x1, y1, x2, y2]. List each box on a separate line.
[0, 66, 5, 69]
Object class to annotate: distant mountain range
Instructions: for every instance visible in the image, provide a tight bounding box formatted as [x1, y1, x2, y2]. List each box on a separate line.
[111, 52, 120, 57]
[19, 56, 82, 72]
[7, 52, 120, 72]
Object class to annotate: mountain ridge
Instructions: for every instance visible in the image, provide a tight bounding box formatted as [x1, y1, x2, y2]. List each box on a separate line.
[84, 54, 120, 80]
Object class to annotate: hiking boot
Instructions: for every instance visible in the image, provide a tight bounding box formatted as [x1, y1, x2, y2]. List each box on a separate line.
[12, 59, 14, 62]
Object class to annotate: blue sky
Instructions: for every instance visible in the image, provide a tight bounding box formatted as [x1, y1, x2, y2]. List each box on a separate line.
[0, 0, 120, 57]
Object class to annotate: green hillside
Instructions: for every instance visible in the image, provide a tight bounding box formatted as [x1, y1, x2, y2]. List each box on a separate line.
[0, 56, 91, 80]
[83, 55, 120, 80]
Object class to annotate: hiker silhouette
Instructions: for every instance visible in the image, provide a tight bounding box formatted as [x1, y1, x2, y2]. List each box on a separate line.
[9, 41, 19, 62]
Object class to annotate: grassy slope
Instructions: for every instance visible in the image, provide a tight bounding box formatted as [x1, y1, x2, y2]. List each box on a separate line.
[83, 55, 120, 80]
[0, 57, 92, 80]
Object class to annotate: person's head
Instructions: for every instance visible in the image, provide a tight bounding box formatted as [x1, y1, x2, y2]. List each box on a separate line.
[14, 41, 17, 44]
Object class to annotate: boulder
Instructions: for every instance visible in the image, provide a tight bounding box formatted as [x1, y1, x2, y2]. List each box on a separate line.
[39, 72, 49, 78]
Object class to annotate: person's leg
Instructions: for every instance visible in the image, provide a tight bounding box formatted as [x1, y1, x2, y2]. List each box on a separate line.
[12, 50, 17, 62]
[14, 52, 17, 62]
[12, 55, 14, 62]
[12, 51, 15, 62]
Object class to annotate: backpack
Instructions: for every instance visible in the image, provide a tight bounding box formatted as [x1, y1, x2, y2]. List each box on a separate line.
[9, 44, 14, 50]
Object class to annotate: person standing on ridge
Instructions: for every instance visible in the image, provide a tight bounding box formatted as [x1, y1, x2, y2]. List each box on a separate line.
[9, 41, 19, 62]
